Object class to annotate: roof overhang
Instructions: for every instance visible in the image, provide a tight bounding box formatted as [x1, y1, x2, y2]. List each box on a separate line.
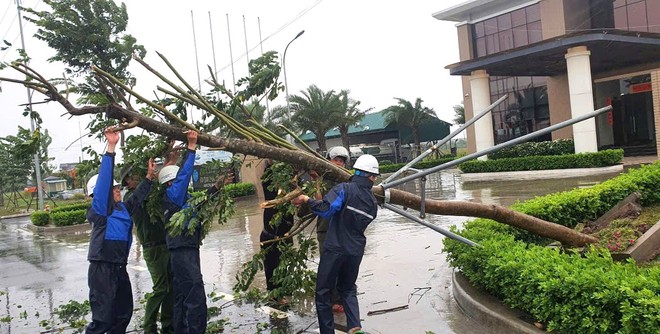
[432, 0, 539, 23]
[446, 30, 660, 76]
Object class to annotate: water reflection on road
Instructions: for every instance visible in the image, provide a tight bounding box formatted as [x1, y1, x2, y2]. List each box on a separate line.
[0, 169, 620, 333]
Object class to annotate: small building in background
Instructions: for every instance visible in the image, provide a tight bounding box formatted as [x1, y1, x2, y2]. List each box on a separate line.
[43, 176, 67, 196]
[298, 110, 452, 163]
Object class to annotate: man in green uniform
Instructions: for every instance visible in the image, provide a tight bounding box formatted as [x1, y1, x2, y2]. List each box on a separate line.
[123, 166, 173, 334]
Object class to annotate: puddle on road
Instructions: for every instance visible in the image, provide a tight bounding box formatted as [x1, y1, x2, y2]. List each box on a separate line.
[0, 170, 619, 333]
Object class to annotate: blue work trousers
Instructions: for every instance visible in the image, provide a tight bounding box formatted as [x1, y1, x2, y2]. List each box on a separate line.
[170, 247, 207, 334]
[85, 261, 133, 334]
[316, 249, 363, 334]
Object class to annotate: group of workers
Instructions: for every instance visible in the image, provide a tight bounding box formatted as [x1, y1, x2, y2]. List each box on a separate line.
[83, 127, 379, 334]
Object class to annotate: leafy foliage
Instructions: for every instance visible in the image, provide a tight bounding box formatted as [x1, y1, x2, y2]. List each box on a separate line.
[38, 299, 90, 333]
[487, 139, 575, 160]
[166, 159, 241, 240]
[0, 126, 53, 193]
[383, 97, 438, 156]
[459, 149, 623, 173]
[290, 85, 342, 152]
[51, 209, 87, 226]
[444, 162, 660, 333]
[30, 210, 50, 226]
[22, 0, 146, 142]
[379, 156, 457, 174]
[452, 102, 465, 125]
[268, 233, 318, 301]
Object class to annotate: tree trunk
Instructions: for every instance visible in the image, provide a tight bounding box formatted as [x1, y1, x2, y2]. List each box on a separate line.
[413, 128, 422, 157]
[8, 76, 599, 247]
[340, 127, 350, 151]
[316, 132, 327, 154]
[79, 104, 597, 246]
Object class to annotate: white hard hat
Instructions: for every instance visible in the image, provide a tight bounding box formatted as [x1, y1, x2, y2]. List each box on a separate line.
[86, 174, 120, 196]
[158, 165, 179, 184]
[327, 146, 349, 160]
[353, 154, 379, 175]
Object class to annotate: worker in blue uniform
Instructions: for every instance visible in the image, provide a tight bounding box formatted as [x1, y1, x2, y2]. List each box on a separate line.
[85, 127, 156, 334]
[292, 154, 380, 334]
[159, 130, 232, 334]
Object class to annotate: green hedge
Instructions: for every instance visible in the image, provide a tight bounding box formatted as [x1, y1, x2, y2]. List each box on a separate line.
[30, 211, 50, 226]
[50, 201, 91, 214]
[51, 209, 87, 227]
[459, 149, 623, 173]
[444, 161, 660, 333]
[487, 139, 574, 160]
[379, 156, 457, 174]
[224, 182, 256, 198]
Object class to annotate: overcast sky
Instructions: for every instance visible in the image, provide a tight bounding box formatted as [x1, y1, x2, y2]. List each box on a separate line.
[0, 0, 466, 169]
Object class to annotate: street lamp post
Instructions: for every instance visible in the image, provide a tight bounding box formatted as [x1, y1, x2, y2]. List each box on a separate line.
[283, 30, 305, 143]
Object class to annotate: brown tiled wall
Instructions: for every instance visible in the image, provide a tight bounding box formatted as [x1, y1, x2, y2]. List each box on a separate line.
[653, 71, 660, 157]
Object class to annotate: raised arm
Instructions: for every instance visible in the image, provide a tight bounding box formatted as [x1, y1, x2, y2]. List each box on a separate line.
[91, 127, 120, 216]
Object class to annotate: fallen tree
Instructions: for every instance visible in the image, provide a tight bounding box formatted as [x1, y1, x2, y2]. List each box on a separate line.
[0, 53, 598, 247]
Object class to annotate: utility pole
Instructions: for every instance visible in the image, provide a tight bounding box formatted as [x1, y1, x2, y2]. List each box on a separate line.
[16, 0, 44, 210]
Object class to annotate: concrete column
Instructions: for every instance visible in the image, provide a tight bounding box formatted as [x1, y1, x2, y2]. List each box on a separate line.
[469, 70, 493, 160]
[565, 46, 598, 153]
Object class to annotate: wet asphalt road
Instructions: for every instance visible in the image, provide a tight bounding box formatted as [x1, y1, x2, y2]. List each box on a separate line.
[0, 169, 619, 333]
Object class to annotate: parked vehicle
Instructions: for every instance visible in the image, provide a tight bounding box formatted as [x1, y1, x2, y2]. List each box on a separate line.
[55, 188, 84, 200]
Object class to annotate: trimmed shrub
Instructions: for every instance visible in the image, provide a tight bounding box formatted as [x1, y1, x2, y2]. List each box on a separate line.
[50, 201, 91, 214]
[224, 182, 255, 198]
[379, 156, 457, 174]
[487, 138, 574, 160]
[459, 149, 623, 173]
[444, 161, 660, 333]
[31, 211, 50, 226]
[51, 209, 87, 227]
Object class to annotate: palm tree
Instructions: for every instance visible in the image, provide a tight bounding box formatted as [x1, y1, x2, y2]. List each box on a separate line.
[289, 85, 341, 153]
[453, 102, 465, 125]
[384, 97, 438, 157]
[335, 90, 372, 152]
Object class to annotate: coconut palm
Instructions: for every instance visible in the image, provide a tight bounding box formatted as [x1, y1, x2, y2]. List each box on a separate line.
[335, 90, 371, 152]
[289, 85, 342, 153]
[384, 97, 438, 157]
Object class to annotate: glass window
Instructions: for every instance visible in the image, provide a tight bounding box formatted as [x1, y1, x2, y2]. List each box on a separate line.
[613, 0, 627, 8]
[517, 76, 532, 88]
[498, 30, 514, 50]
[486, 34, 499, 54]
[647, 1, 660, 33]
[511, 8, 527, 27]
[526, 4, 541, 22]
[614, 6, 628, 28]
[527, 21, 543, 43]
[474, 22, 485, 38]
[497, 13, 512, 31]
[475, 37, 486, 57]
[512, 27, 528, 47]
[470, 3, 542, 57]
[627, 1, 649, 32]
[484, 18, 498, 35]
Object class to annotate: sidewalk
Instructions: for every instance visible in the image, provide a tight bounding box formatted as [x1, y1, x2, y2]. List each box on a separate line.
[622, 155, 657, 167]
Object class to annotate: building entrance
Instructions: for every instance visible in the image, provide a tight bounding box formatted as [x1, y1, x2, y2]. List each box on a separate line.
[595, 74, 656, 156]
[611, 90, 654, 147]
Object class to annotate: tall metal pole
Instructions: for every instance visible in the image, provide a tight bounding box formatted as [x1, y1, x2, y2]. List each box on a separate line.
[16, 0, 44, 210]
[283, 30, 305, 143]
[226, 14, 237, 92]
[242, 15, 250, 69]
[258, 17, 270, 118]
[190, 10, 201, 123]
[381, 105, 613, 190]
[208, 11, 220, 101]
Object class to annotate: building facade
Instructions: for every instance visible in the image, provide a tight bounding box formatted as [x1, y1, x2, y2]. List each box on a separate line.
[434, 0, 660, 156]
